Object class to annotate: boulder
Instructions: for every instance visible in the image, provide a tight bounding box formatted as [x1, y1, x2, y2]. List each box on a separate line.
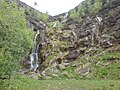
[66, 50, 80, 61]
[101, 39, 113, 48]
[75, 63, 90, 75]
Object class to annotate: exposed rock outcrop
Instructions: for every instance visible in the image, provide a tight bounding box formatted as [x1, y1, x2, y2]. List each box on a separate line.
[11, 0, 120, 80]
[61, 0, 120, 48]
[17, 0, 46, 30]
[38, 0, 120, 79]
[7, 0, 58, 31]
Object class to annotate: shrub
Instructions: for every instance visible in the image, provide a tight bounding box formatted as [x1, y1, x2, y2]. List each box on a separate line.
[0, 0, 33, 78]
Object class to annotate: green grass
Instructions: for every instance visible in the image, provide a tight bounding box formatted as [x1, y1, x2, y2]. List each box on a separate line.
[91, 61, 120, 79]
[1, 75, 120, 90]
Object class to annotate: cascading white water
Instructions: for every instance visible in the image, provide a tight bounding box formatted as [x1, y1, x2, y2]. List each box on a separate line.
[64, 12, 69, 20]
[52, 22, 57, 28]
[29, 30, 40, 71]
[61, 12, 69, 23]
[96, 16, 102, 24]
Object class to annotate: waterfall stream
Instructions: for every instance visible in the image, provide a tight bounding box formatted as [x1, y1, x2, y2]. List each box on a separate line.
[61, 12, 69, 23]
[64, 12, 69, 20]
[29, 30, 40, 71]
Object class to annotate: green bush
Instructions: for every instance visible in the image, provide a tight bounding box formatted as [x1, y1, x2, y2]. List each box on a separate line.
[0, 1, 33, 78]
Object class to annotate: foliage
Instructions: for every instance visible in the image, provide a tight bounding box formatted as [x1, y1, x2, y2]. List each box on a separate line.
[93, 0, 102, 12]
[26, 6, 33, 16]
[41, 11, 49, 22]
[82, 51, 120, 80]
[47, 21, 63, 29]
[0, 1, 33, 79]
[69, 0, 102, 23]
[34, 11, 49, 22]
[77, 3, 86, 17]
[69, 10, 78, 19]
[25, 6, 49, 22]
[93, 61, 120, 79]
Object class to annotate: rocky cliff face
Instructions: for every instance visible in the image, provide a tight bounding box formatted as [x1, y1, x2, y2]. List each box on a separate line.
[35, 0, 120, 80]
[13, 0, 120, 79]
[63, 0, 120, 48]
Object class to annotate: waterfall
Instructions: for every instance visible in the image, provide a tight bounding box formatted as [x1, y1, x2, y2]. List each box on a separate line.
[29, 30, 40, 71]
[96, 16, 102, 24]
[64, 12, 69, 20]
[52, 22, 57, 28]
[61, 12, 69, 23]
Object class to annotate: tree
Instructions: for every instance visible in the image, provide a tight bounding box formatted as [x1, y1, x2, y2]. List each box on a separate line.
[69, 10, 78, 19]
[94, 0, 102, 12]
[0, 0, 33, 78]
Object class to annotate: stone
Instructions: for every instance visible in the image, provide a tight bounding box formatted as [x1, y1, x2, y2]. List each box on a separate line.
[113, 19, 120, 31]
[52, 74, 59, 77]
[78, 31, 90, 39]
[66, 50, 80, 61]
[115, 30, 120, 39]
[101, 39, 113, 48]
[20, 57, 30, 69]
[58, 64, 65, 69]
[16, 0, 49, 31]
[72, 63, 81, 67]
[75, 63, 90, 75]
[26, 15, 46, 31]
[62, 63, 70, 67]
[44, 76, 52, 79]
[41, 67, 57, 76]
[61, 71, 68, 76]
